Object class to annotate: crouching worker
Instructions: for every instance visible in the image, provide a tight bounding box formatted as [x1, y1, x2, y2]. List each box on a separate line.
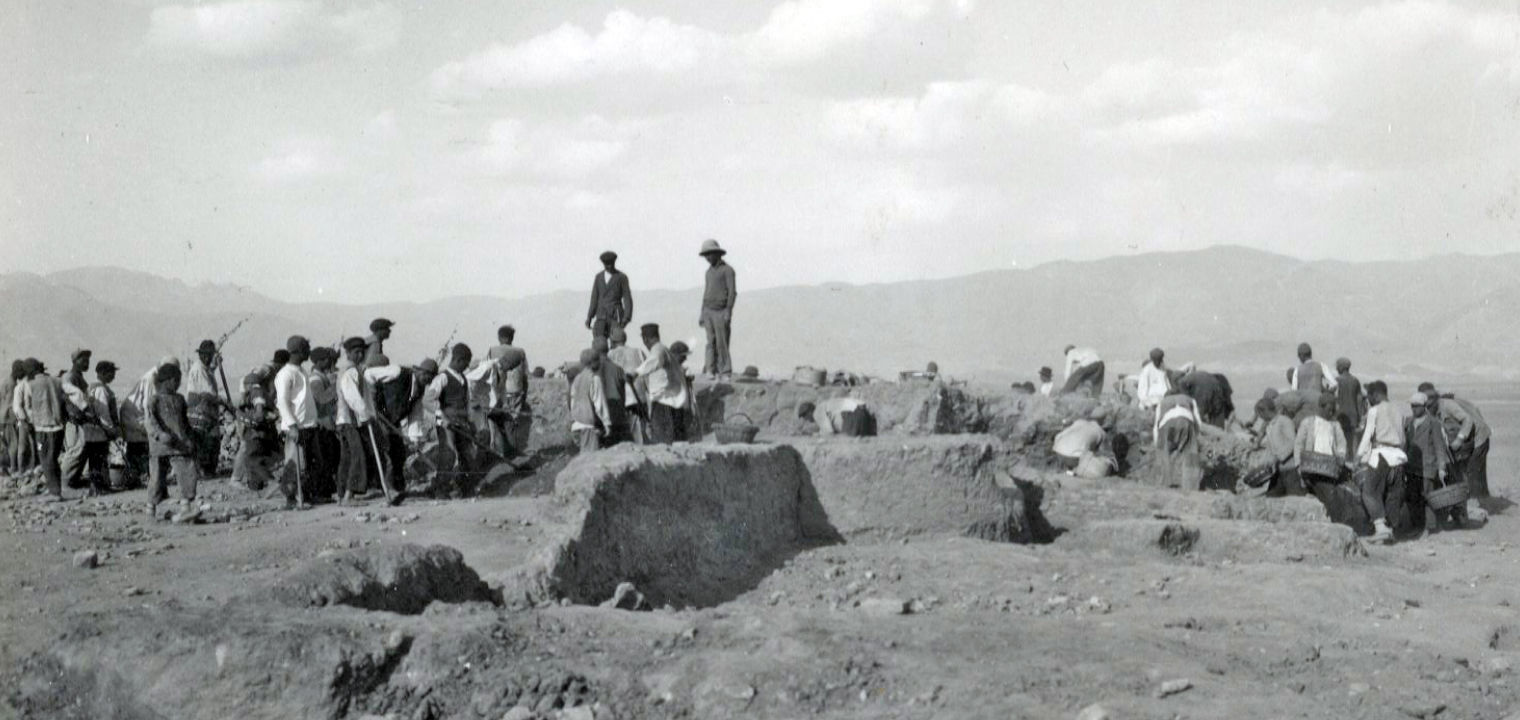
[1155, 389, 1205, 490]
[1295, 392, 1367, 530]
[145, 363, 200, 522]
[1406, 391, 1463, 534]
[1053, 414, 1106, 473]
[797, 398, 877, 437]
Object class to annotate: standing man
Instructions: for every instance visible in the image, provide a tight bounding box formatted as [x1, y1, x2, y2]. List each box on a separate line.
[427, 343, 477, 495]
[1135, 348, 1170, 410]
[25, 360, 67, 501]
[0, 360, 18, 476]
[81, 361, 120, 494]
[1356, 381, 1404, 543]
[185, 340, 229, 476]
[699, 239, 737, 381]
[1405, 391, 1458, 534]
[1419, 382, 1491, 499]
[335, 337, 377, 503]
[365, 318, 394, 368]
[592, 337, 633, 446]
[8, 360, 33, 476]
[631, 324, 690, 443]
[569, 349, 612, 454]
[59, 349, 98, 492]
[586, 252, 633, 343]
[274, 336, 321, 507]
[1060, 345, 1105, 397]
[400, 359, 440, 445]
[1333, 358, 1366, 455]
[307, 347, 340, 492]
[1037, 367, 1054, 397]
[486, 325, 532, 461]
[607, 327, 648, 443]
[1290, 343, 1337, 394]
[145, 363, 200, 521]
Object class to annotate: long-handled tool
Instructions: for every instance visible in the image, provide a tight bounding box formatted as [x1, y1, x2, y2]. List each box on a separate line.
[365, 422, 401, 506]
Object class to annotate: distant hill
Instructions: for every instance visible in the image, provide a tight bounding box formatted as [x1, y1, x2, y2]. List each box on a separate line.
[3, 246, 1518, 395]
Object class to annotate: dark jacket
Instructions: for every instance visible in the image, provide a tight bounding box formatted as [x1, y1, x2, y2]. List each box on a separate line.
[598, 359, 629, 429]
[1404, 414, 1450, 479]
[147, 390, 194, 457]
[1335, 372, 1365, 429]
[703, 261, 737, 312]
[587, 270, 633, 326]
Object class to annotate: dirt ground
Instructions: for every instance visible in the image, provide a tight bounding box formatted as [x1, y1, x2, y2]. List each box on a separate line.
[2, 444, 1518, 720]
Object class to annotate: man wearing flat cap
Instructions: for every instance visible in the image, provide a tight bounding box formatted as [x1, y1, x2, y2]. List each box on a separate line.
[365, 318, 394, 368]
[699, 239, 737, 380]
[586, 251, 633, 343]
[82, 361, 120, 492]
[59, 349, 100, 491]
[185, 339, 229, 475]
[274, 335, 323, 505]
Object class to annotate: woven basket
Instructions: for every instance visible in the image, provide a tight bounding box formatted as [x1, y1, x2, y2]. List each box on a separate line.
[713, 412, 761, 445]
[1299, 451, 1341, 480]
[1424, 481, 1469, 511]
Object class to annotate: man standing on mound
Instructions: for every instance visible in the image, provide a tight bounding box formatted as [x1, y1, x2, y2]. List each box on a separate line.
[699, 239, 737, 381]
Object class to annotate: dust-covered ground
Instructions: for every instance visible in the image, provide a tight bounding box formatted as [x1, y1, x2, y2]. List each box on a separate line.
[2, 382, 1518, 720]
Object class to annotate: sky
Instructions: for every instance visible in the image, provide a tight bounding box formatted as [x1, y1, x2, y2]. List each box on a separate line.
[3, 0, 1518, 304]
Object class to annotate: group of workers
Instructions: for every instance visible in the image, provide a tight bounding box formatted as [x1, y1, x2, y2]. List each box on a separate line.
[1045, 341, 1493, 544]
[0, 241, 741, 517]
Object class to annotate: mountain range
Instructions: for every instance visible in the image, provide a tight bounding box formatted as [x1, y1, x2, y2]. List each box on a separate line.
[3, 246, 1517, 393]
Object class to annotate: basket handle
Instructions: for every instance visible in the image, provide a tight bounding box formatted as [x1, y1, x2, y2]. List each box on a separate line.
[725, 412, 756, 425]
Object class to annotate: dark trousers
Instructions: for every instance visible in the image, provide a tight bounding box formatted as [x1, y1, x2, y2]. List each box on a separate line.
[1061, 361, 1106, 397]
[377, 426, 407, 493]
[312, 427, 340, 492]
[1410, 472, 1466, 529]
[439, 425, 478, 496]
[336, 424, 374, 495]
[12, 421, 34, 474]
[123, 441, 150, 488]
[190, 422, 221, 476]
[279, 428, 322, 502]
[590, 317, 617, 342]
[1266, 466, 1305, 497]
[648, 403, 687, 444]
[149, 455, 199, 505]
[82, 441, 111, 492]
[1359, 458, 1403, 525]
[1467, 440, 1490, 499]
[36, 429, 63, 497]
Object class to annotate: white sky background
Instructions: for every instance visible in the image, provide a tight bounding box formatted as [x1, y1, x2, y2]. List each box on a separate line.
[2, 0, 1518, 304]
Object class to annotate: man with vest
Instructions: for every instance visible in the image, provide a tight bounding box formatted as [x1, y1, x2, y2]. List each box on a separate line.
[585, 251, 633, 343]
[426, 343, 477, 495]
[83, 361, 121, 493]
[486, 325, 532, 461]
[1290, 343, 1337, 395]
[185, 339, 230, 476]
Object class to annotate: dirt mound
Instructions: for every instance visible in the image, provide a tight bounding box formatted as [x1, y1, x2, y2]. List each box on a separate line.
[527, 377, 572, 451]
[505, 444, 840, 608]
[693, 378, 972, 438]
[1066, 519, 1367, 562]
[1042, 478, 1329, 526]
[792, 435, 1054, 543]
[248, 543, 498, 614]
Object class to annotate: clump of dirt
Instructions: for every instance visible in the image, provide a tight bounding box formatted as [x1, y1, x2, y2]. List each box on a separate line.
[248, 543, 499, 614]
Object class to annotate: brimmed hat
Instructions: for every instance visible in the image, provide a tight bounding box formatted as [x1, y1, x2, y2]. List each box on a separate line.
[95, 360, 118, 374]
[698, 239, 726, 256]
[71, 349, 92, 362]
[196, 339, 218, 354]
[599, 251, 618, 264]
[369, 318, 395, 332]
[1410, 391, 1429, 406]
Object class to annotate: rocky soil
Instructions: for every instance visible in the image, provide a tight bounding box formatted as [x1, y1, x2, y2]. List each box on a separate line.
[1, 380, 1517, 720]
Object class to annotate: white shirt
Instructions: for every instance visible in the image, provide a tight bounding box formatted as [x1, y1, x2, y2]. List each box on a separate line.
[274, 363, 317, 431]
[336, 366, 374, 425]
[1063, 347, 1101, 380]
[635, 342, 689, 410]
[1038, 381, 1053, 397]
[813, 397, 865, 436]
[1136, 362, 1170, 409]
[185, 358, 219, 398]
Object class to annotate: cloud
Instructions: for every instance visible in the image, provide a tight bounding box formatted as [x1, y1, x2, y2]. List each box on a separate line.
[429, 0, 972, 100]
[147, 1, 399, 60]
[473, 116, 633, 181]
[826, 79, 1060, 152]
[362, 110, 399, 143]
[252, 138, 340, 183]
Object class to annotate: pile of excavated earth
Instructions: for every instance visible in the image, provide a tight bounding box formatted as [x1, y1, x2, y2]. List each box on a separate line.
[2, 377, 1517, 720]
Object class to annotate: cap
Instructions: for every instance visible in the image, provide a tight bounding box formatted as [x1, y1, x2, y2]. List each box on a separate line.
[272, 349, 290, 364]
[579, 349, 599, 365]
[416, 358, 439, 373]
[369, 318, 395, 332]
[95, 360, 118, 374]
[71, 349, 92, 362]
[926, 361, 939, 373]
[599, 251, 618, 264]
[669, 341, 690, 356]
[640, 323, 660, 335]
[1149, 348, 1165, 363]
[1410, 391, 1429, 405]
[698, 239, 726, 256]
[342, 336, 367, 352]
[450, 342, 472, 360]
[286, 335, 309, 353]
[160, 355, 181, 368]
[197, 339, 218, 354]
[1297, 342, 1313, 356]
[308, 347, 332, 363]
